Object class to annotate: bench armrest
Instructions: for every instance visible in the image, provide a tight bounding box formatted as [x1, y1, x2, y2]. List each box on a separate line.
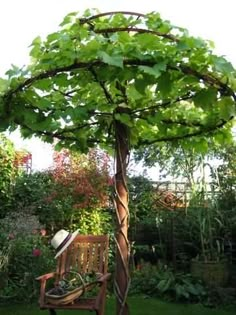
[97, 273, 111, 283]
[36, 272, 56, 307]
[36, 272, 56, 281]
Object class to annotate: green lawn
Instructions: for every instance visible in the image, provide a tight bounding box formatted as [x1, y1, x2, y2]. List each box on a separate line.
[0, 298, 235, 315]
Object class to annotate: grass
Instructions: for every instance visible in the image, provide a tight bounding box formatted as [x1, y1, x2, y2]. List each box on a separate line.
[0, 298, 236, 315]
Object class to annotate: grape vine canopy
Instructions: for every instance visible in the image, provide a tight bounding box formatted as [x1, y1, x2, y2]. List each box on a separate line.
[0, 10, 236, 315]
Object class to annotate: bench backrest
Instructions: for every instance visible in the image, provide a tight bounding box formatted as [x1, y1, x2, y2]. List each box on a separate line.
[55, 234, 109, 281]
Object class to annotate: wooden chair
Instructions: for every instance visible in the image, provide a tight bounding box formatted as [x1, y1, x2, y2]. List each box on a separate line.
[36, 235, 110, 315]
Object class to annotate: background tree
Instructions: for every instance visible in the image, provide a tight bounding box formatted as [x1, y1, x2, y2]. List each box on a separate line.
[0, 10, 235, 315]
[0, 134, 18, 218]
[213, 142, 236, 198]
[135, 143, 206, 186]
[211, 143, 236, 231]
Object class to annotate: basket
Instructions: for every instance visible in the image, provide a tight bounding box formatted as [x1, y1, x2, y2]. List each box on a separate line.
[45, 271, 100, 305]
[45, 282, 97, 305]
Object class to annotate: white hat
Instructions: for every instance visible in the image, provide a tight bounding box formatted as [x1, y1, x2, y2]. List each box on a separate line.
[51, 229, 79, 259]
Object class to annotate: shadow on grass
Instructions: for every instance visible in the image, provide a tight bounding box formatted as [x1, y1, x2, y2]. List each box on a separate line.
[0, 297, 236, 315]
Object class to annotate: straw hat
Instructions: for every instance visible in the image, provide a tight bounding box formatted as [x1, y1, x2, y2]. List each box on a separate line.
[51, 229, 79, 259]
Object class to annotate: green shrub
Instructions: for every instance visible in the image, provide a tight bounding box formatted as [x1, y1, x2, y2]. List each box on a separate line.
[0, 134, 18, 218]
[130, 263, 207, 302]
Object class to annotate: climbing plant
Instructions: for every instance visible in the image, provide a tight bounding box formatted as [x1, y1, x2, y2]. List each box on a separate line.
[0, 10, 235, 315]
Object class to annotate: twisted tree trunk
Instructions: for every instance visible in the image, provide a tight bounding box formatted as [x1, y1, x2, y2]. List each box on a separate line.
[114, 114, 130, 315]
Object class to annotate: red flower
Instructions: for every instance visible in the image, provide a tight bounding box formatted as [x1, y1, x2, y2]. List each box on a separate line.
[136, 264, 142, 271]
[32, 248, 41, 257]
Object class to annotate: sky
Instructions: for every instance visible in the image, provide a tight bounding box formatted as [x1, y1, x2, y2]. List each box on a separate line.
[0, 0, 236, 175]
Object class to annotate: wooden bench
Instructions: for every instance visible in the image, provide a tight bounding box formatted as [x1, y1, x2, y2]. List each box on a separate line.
[36, 235, 110, 315]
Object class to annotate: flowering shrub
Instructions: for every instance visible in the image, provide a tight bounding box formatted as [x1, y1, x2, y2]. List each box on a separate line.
[52, 149, 110, 209]
[8, 148, 113, 236]
[33, 149, 113, 234]
[0, 227, 54, 302]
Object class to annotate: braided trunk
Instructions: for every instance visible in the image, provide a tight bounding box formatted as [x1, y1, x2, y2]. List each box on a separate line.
[114, 116, 130, 315]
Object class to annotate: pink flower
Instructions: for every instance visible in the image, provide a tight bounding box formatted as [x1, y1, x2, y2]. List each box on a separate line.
[32, 248, 41, 257]
[40, 229, 47, 236]
[8, 233, 15, 240]
[108, 176, 114, 186]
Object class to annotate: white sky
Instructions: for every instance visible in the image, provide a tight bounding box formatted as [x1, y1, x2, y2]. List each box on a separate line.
[1, 0, 236, 174]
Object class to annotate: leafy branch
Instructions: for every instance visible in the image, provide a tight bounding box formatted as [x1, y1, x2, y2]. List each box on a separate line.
[18, 122, 101, 144]
[89, 66, 114, 104]
[139, 118, 231, 146]
[131, 93, 194, 115]
[4, 59, 234, 108]
[94, 27, 178, 42]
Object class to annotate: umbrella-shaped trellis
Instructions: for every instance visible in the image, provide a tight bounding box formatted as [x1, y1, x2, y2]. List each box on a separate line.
[0, 10, 235, 315]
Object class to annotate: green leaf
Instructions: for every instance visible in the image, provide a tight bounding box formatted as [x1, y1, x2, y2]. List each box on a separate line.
[33, 79, 52, 91]
[33, 117, 56, 131]
[20, 127, 34, 138]
[182, 36, 206, 49]
[157, 278, 172, 293]
[81, 39, 101, 55]
[218, 97, 235, 120]
[229, 77, 236, 90]
[37, 98, 52, 110]
[74, 106, 90, 120]
[212, 56, 234, 74]
[129, 127, 139, 145]
[176, 40, 189, 51]
[99, 52, 123, 68]
[146, 12, 162, 29]
[159, 22, 172, 33]
[54, 73, 69, 87]
[193, 88, 217, 107]
[175, 284, 190, 299]
[214, 132, 226, 145]
[30, 36, 42, 46]
[157, 73, 172, 96]
[135, 33, 158, 49]
[134, 78, 147, 95]
[47, 32, 60, 43]
[30, 45, 42, 58]
[5, 65, 22, 78]
[127, 85, 143, 100]
[115, 113, 133, 127]
[139, 62, 166, 78]
[0, 78, 9, 93]
[193, 138, 209, 154]
[118, 32, 132, 44]
[59, 14, 75, 27]
[0, 119, 11, 132]
[29, 36, 43, 58]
